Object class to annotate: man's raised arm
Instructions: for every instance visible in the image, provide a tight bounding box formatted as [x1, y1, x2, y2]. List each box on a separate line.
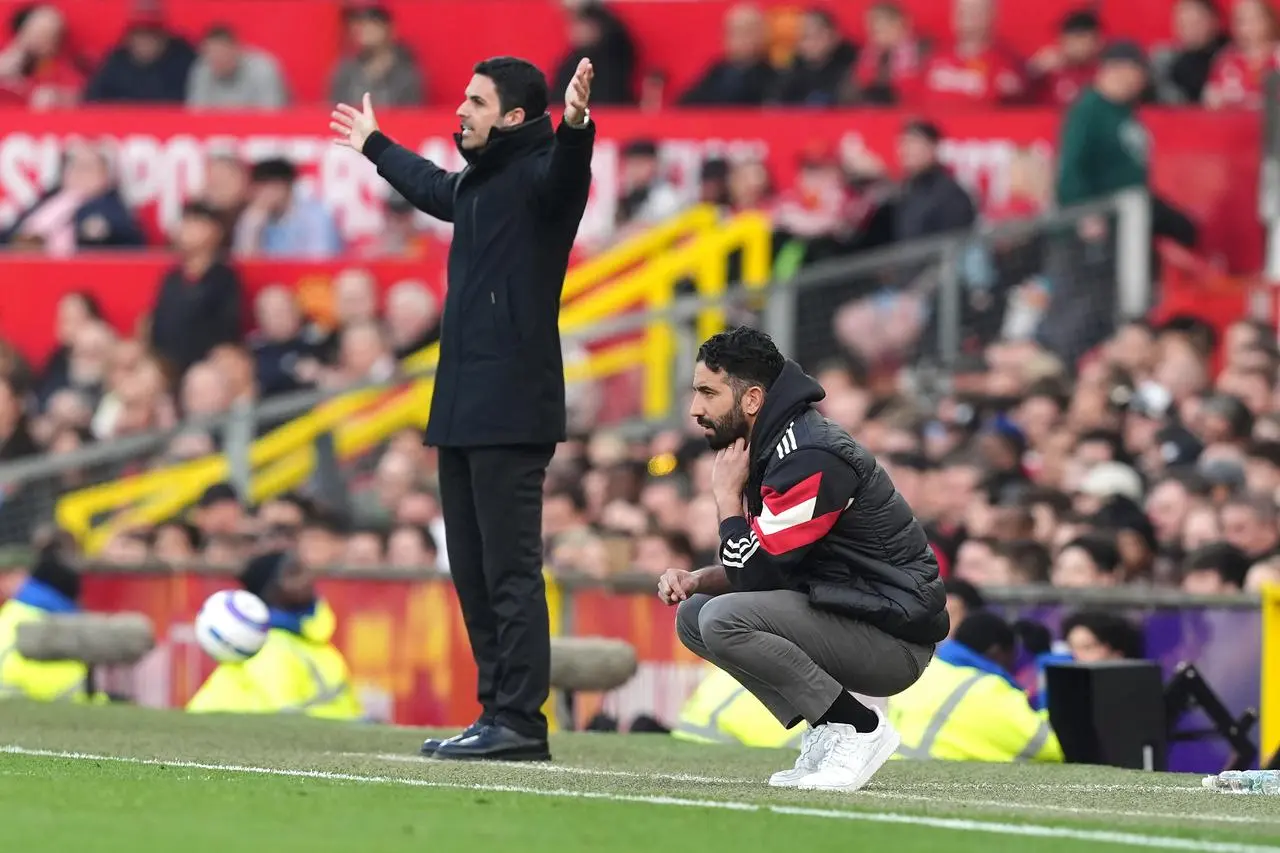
[331, 92, 458, 223]
[534, 58, 595, 216]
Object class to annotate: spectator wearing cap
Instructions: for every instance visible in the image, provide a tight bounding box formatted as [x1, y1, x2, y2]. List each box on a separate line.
[1074, 461, 1144, 515]
[1028, 9, 1104, 107]
[187, 549, 363, 720]
[679, 3, 777, 105]
[233, 158, 343, 259]
[1056, 39, 1150, 210]
[1052, 532, 1122, 588]
[1181, 542, 1252, 595]
[1042, 39, 1152, 367]
[329, 2, 422, 107]
[147, 200, 243, 377]
[1143, 423, 1203, 478]
[83, 4, 195, 103]
[553, 1, 636, 106]
[767, 7, 858, 106]
[186, 24, 288, 110]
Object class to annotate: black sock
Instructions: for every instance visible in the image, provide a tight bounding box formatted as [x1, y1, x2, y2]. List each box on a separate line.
[816, 692, 878, 733]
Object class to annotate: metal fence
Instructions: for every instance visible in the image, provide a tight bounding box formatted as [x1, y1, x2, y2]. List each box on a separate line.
[0, 189, 1152, 550]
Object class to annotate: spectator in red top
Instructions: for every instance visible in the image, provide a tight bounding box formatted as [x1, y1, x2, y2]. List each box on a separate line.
[920, 0, 1026, 106]
[1203, 0, 1280, 109]
[0, 4, 87, 109]
[1027, 9, 1103, 107]
[850, 1, 926, 105]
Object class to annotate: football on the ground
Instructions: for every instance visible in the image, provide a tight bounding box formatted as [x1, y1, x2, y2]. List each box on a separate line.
[194, 590, 271, 663]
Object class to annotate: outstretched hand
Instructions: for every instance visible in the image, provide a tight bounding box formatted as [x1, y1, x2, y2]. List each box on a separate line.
[564, 57, 593, 126]
[330, 92, 380, 152]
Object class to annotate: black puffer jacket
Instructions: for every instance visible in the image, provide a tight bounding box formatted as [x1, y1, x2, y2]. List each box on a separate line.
[717, 360, 948, 645]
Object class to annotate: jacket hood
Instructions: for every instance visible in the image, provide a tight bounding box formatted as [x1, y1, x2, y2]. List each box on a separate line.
[454, 112, 555, 168]
[749, 359, 825, 462]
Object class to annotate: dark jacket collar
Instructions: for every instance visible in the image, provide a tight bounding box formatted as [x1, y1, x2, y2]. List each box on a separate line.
[454, 113, 555, 169]
[748, 359, 826, 465]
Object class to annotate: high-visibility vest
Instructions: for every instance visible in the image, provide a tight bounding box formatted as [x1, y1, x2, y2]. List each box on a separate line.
[672, 667, 805, 749]
[0, 599, 89, 703]
[887, 657, 1063, 763]
[187, 599, 362, 720]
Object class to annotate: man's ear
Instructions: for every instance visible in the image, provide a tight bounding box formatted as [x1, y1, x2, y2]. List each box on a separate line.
[503, 107, 526, 127]
[742, 386, 765, 417]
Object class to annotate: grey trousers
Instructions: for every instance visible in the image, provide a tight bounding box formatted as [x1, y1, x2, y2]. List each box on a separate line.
[676, 591, 935, 728]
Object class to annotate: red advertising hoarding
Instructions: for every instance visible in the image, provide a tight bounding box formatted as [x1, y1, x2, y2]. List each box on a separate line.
[0, 106, 1264, 368]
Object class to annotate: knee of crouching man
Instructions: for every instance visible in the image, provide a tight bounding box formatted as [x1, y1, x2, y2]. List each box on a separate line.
[695, 596, 743, 653]
[674, 596, 705, 651]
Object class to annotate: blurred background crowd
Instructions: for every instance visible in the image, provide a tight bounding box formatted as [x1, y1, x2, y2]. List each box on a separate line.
[0, 0, 1276, 611]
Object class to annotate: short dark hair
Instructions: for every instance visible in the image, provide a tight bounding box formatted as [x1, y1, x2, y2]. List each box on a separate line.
[944, 577, 985, 611]
[954, 611, 1016, 656]
[203, 23, 236, 42]
[696, 326, 786, 394]
[1182, 542, 1252, 589]
[1062, 533, 1121, 576]
[1061, 9, 1100, 34]
[1061, 610, 1145, 659]
[999, 539, 1053, 584]
[472, 56, 548, 120]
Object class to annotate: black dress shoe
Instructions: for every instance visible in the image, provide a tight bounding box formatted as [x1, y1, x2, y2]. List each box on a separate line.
[419, 719, 487, 756]
[432, 723, 551, 762]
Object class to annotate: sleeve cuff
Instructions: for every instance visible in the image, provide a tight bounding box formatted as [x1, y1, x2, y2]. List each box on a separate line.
[361, 130, 393, 164]
[718, 516, 751, 544]
[556, 117, 596, 142]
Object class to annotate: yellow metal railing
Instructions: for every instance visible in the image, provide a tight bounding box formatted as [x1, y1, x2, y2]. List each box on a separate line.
[57, 209, 770, 553]
[1261, 583, 1280, 765]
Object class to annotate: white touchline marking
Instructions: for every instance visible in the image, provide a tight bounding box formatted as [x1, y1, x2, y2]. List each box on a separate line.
[3, 745, 1276, 853]
[343, 752, 1207, 796]
[341, 751, 756, 785]
[340, 752, 1261, 826]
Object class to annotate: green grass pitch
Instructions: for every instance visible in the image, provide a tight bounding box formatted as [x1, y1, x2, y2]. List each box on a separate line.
[1, 701, 1277, 852]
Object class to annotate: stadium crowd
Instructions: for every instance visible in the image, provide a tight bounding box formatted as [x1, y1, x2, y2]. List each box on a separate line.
[0, 0, 1275, 619]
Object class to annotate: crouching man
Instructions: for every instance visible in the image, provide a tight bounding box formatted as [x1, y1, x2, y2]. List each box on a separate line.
[658, 327, 948, 791]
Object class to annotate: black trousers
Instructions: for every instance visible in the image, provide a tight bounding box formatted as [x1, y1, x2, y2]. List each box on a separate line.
[436, 443, 556, 739]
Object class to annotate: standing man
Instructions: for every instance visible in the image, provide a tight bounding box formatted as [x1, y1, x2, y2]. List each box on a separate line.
[330, 56, 596, 762]
[658, 326, 948, 791]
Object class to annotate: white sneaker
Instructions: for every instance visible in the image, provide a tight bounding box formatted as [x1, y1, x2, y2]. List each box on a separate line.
[768, 726, 828, 788]
[794, 707, 900, 792]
